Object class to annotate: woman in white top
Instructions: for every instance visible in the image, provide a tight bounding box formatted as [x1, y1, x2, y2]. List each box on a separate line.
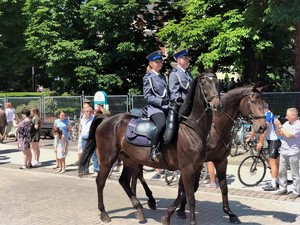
[4, 102, 15, 140]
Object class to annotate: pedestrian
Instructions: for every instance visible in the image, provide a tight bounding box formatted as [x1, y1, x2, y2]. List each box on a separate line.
[246, 102, 281, 191]
[0, 104, 8, 143]
[274, 108, 300, 199]
[17, 109, 33, 169]
[4, 102, 15, 141]
[53, 111, 71, 169]
[52, 127, 67, 173]
[71, 102, 90, 166]
[143, 50, 169, 163]
[205, 161, 218, 189]
[89, 103, 112, 177]
[95, 102, 111, 117]
[79, 106, 94, 175]
[31, 108, 41, 166]
[229, 77, 237, 90]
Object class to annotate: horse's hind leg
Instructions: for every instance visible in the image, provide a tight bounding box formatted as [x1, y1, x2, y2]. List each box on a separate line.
[215, 159, 241, 224]
[134, 168, 157, 210]
[119, 165, 145, 222]
[96, 162, 116, 223]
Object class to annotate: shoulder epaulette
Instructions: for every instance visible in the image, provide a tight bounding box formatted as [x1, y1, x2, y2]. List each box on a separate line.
[171, 68, 177, 72]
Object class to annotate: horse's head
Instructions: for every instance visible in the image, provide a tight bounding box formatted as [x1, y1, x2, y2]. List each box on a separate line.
[239, 83, 267, 133]
[199, 71, 222, 113]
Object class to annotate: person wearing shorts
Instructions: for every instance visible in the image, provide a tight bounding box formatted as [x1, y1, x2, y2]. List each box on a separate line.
[257, 102, 281, 191]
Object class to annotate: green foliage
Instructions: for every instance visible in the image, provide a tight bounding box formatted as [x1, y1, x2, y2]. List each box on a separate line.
[97, 74, 124, 93]
[128, 88, 141, 96]
[157, 0, 296, 90]
[0, 0, 298, 93]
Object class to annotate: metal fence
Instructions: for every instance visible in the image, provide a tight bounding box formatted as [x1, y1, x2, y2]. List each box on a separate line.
[0, 93, 299, 122]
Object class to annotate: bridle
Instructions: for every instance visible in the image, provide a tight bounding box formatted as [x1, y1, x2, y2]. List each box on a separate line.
[180, 73, 220, 123]
[213, 90, 265, 149]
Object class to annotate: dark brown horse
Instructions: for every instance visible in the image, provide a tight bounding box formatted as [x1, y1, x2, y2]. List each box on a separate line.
[161, 84, 267, 224]
[118, 84, 267, 225]
[79, 71, 222, 225]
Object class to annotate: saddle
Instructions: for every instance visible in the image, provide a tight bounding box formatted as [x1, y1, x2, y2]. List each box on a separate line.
[125, 106, 178, 147]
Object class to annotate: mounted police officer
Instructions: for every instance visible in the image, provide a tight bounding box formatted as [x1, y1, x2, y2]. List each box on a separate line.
[169, 49, 193, 103]
[163, 49, 193, 144]
[143, 50, 169, 162]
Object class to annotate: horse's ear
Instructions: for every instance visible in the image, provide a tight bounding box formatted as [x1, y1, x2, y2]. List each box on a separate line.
[254, 83, 268, 93]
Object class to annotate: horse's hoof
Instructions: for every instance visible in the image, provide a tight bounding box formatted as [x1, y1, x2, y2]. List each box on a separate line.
[135, 211, 145, 222]
[148, 200, 157, 210]
[176, 209, 187, 219]
[161, 216, 170, 225]
[100, 212, 111, 223]
[229, 215, 241, 224]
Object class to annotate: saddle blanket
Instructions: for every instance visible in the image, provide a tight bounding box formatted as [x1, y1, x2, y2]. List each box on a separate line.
[125, 118, 151, 147]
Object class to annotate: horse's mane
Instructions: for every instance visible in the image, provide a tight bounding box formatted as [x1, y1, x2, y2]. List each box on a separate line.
[221, 86, 249, 108]
[179, 70, 214, 118]
[221, 84, 263, 111]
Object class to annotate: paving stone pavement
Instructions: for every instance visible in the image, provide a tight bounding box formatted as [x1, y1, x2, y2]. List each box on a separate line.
[1, 139, 300, 225]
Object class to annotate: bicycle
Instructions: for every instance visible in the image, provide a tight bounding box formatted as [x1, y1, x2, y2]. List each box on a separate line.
[69, 115, 79, 141]
[230, 117, 252, 157]
[237, 147, 270, 187]
[164, 163, 208, 185]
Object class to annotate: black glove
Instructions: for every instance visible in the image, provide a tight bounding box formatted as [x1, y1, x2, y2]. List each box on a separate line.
[176, 97, 183, 103]
[161, 99, 169, 106]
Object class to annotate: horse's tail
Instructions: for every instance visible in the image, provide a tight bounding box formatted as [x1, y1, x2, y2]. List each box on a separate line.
[78, 116, 104, 177]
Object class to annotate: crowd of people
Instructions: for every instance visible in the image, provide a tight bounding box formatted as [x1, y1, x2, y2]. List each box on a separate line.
[0, 100, 110, 178]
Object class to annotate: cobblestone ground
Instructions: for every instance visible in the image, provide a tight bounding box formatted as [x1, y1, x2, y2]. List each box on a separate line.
[1, 138, 300, 225]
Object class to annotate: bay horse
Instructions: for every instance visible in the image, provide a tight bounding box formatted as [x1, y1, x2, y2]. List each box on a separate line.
[162, 84, 267, 224]
[79, 71, 222, 225]
[117, 83, 267, 225]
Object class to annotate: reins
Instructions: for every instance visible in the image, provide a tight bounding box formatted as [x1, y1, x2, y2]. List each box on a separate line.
[212, 91, 266, 151]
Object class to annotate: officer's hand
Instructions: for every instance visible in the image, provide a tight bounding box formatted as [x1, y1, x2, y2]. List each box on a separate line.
[161, 99, 169, 106]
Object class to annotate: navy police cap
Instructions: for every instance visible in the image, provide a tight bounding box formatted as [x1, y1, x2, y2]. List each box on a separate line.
[146, 50, 163, 62]
[173, 49, 189, 60]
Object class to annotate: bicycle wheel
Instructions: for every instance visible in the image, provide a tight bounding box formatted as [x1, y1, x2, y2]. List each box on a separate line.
[237, 155, 266, 187]
[199, 163, 208, 184]
[165, 170, 178, 185]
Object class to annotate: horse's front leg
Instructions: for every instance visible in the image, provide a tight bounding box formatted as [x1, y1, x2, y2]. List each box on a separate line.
[181, 171, 197, 225]
[161, 176, 186, 225]
[215, 159, 241, 224]
[136, 174, 157, 210]
[176, 167, 201, 219]
[119, 165, 145, 222]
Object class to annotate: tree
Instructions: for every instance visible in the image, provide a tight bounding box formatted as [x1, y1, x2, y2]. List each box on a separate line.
[79, 0, 159, 94]
[265, 0, 300, 91]
[0, 0, 32, 91]
[23, 0, 98, 94]
[157, 0, 296, 91]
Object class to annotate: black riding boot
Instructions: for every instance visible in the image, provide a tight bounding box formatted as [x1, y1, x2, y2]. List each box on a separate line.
[150, 129, 162, 162]
[163, 102, 179, 144]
